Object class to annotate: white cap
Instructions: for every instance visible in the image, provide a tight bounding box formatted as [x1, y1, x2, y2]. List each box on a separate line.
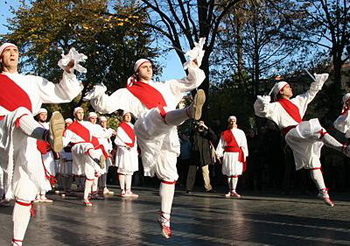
[228, 116, 237, 122]
[134, 58, 151, 73]
[342, 93, 350, 104]
[99, 116, 107, 122]
[0, 42, 17, 56]
[73, 107, 84, 115]
[88, 112, 97, 118]
[65, 118, 73, 124]
[38, 108, 47, 114]
[269, 81, 288, 100]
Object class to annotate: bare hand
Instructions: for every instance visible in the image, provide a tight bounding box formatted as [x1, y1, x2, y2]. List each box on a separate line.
[64, 60, 74, 73]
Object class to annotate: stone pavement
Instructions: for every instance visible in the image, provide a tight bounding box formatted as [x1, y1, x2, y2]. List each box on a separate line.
[1, 186, 350, 245]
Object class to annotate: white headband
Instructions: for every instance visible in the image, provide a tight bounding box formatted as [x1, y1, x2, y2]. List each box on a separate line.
[228, 116, 237, 122]
[88, 112, 97, 118]
[269, 81, 288, 99]
[73, 107, 84, 115]
[65, 118, 73, 123]
[0, 42, 17, 56]
[134, 58, 151, 73]
[38, 108, 47, 114]
[99, 116, 107, 122]
[342, 93, 350, 105]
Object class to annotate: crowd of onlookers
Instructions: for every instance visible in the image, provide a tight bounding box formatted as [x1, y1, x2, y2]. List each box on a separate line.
[52, 117, 350, 197]
[113, 118, 350, 195]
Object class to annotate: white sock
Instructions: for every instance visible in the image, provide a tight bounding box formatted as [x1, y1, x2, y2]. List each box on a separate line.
[18, 115, 47, 141]
[40, 191, 47, 200]
[84, 179, 94, 200]
[310, 169, 326, 191]
[164, 108, 188, 126]
[322, 133, 343, 151]
[92, 177, 99, 193]
[125, 175, 132, 192]
[119, 174, 125, 192]
[231, 177, 238, 191]
[159, 182, 175, 227]
[13, 201, 32, 244]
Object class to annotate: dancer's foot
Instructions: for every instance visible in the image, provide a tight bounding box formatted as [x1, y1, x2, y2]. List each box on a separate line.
[103, 188, 114, 195]
[187, 89, 206, 120]
[231, 191, 242, 198]
[40, 197, 53, 203]
[12, 238, 23, 246]
[317, 191, 334, 207]
[158, 211, 171, 239]
[125, 191, 139, 198]
[83, 199, 92, 207]
[49, 111, 65, 152]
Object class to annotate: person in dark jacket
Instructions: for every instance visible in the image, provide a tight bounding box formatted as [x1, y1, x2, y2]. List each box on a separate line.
[186, 120, 216, 193]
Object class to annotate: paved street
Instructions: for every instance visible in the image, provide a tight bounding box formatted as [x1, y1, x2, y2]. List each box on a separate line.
[1, 186, 350, 245]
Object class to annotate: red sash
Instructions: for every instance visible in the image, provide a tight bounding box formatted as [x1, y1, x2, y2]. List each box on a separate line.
[127, 81, 167, 117]
[37, 140, 51, 154]
[119, 122, 136, 147]
[0, 74, 32, 113]
[222, 129, 246, 171]
[277, 98, 302, 123]
[67, 121, 108, 158]
[37, 122, 51, 154]
[67, 121, 91, 142]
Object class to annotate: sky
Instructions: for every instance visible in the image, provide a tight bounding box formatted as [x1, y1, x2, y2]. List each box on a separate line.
[0, 0, 185, 81]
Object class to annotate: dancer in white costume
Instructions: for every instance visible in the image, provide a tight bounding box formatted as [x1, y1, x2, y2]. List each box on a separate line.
[0, 42, 85, 245]
[34, 108, 55, 203]
[87, 112, 115, 197]
[58, 118, 74, 197]
[85, 38, 206, 238]
[254, 74, 350, 207]
[114, 112, 139, 197]
[333, 93, 350, 138]
[63, 107, 107, 206]
[216, 116, 248, 198]
[97, 116, 114, 195]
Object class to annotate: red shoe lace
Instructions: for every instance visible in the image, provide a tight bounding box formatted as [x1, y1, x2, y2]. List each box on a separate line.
[158, 211, 172, 238]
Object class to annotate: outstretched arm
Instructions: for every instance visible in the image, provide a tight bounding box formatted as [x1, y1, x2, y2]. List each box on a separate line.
[37, 72, 83, 104]
[38, 48, 87, 104]
[295, 73, 329, 106]
[169, 61, 206, 95]
[85, 85, 133, 114]
[169, 38, 206, 95]
[334, 110, 350, 137]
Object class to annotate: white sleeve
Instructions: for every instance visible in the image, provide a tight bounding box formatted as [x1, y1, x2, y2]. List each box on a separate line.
[293, 74, 328, 114]
[90, 88, 134, 114]
[254, 98, 279, 124]
[240, 131, 249, 157]
[168, 63, 206, 95]
[62, 129, 73, 147]
[215, 136, 225, 158]
[114, 127, 127, 147]
[36, 72, 83, 104]
[334, 111, 350, 136]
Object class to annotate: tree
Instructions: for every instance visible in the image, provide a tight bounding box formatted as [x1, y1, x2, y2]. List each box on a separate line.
[207, 1, 305, 128]
[1, 0, 157, 117]
[283, 0, 350, 117]
[138, 0, 245, 118]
